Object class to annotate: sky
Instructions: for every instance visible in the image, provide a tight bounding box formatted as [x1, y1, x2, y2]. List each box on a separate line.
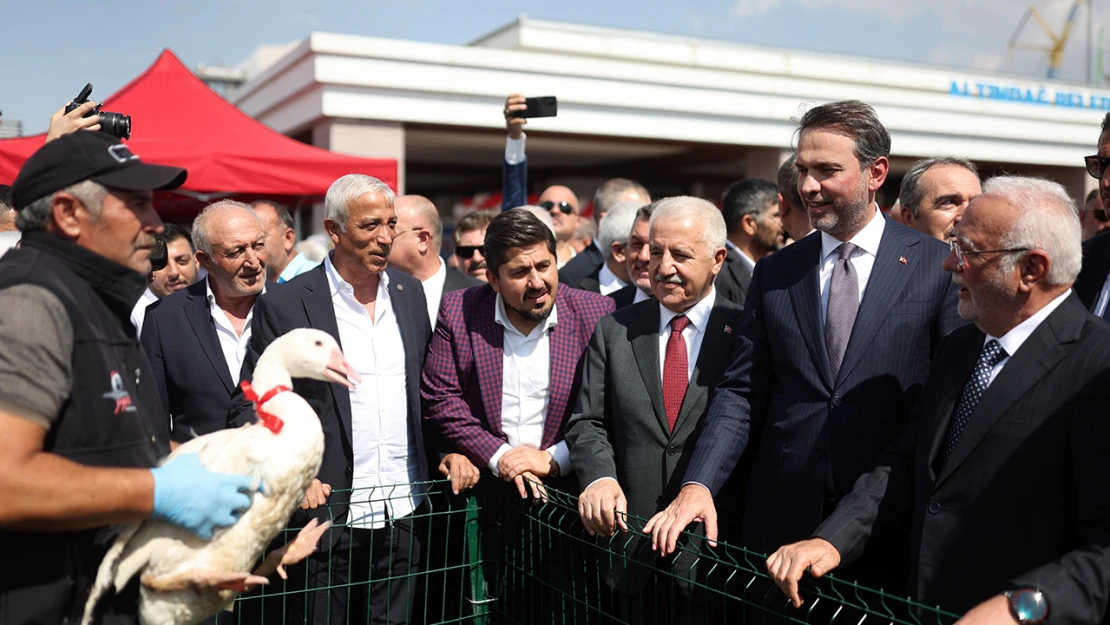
[3, 0, 1107, 134]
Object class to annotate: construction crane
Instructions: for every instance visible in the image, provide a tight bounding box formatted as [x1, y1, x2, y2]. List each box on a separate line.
[1007, 0, 1091, 80]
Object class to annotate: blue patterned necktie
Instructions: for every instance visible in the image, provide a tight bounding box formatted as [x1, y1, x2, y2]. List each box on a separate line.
[937, 339, 1007, 471]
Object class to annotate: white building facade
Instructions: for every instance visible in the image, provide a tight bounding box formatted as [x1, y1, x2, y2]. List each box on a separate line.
[233, 17, 1108, 222]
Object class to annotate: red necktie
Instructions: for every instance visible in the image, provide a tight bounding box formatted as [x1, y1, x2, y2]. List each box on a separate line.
[663, 315, 690, 432]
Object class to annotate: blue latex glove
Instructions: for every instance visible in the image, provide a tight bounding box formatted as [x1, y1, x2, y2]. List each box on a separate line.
[150, 454, 262, 540]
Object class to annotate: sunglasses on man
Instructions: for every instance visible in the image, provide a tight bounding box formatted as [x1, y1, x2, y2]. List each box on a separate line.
[540, 200, 575, 215]
[455, 245, 484, 259]
[1084, 155, 1110, 179]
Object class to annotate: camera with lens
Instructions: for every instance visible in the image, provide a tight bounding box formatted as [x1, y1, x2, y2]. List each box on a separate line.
[64, 83, 131, 140]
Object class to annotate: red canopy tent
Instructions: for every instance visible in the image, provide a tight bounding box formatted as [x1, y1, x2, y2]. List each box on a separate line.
[0, 49, 396, 217]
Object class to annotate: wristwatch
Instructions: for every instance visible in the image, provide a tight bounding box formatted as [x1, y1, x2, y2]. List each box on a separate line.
[547, 452, 561, 477]
[1005, 589, 1049, 625]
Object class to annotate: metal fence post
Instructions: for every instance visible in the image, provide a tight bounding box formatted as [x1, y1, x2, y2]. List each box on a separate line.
[464, 491, 494, 624]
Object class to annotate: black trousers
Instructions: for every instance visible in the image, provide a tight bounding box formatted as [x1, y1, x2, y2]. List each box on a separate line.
[292, 509, 424, 625]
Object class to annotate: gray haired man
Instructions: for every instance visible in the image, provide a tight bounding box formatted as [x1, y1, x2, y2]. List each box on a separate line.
[571, 200, 643, 295]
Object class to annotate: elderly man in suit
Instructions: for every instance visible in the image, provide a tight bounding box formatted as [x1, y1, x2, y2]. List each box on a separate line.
[647, 101, 963, 589]
[769, 176, 1110, 625]
[228, 174, 431, 625]
[566, 196, 744, 622]
[716, 178, 783, 306]
[571, 200, 642, 295]
[389, 194, 480, 327]
[422, 208, 614, 619]
[143, 202, 266, 448]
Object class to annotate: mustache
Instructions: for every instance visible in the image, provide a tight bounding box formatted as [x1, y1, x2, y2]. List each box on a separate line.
[524, 287, 549, 299]
[654, 273, 685, 285]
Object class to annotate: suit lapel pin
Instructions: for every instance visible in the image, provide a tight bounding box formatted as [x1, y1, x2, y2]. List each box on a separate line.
[397, 283, 404, 291]
[724, 325, 732, 334]
[899, 256, 908, 265]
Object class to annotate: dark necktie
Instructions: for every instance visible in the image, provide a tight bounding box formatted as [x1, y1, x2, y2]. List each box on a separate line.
[825, 242, 859, 382]
[937, 339, 1007, 471]
[663, 315, 691, 432]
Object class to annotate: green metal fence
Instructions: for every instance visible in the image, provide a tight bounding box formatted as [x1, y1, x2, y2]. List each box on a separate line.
[227, 478, 960, 625]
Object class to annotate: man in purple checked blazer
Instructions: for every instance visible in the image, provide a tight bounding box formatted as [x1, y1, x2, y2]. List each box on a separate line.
[421, 208, 614, 621]
[422, 208, 614, 495]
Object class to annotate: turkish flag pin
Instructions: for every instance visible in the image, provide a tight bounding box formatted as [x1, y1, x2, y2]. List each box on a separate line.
[724, 325, 733, 334]
[899, 256, 908, 265]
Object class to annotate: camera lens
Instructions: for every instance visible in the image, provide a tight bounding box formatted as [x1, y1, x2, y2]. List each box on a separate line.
[98, 112, 131, 140]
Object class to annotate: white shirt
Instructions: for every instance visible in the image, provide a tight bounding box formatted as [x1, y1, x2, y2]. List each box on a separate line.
[488, 294, 572, 476]
[421, 257, 448, 328]
[633, 288, 652, 304]
[130, 287, 160, 335]
[206, 279, 262, 382]
[818, 207, 886, 325]
[325, 256, 422, 528]
[597, 263, 628, 296]
[983, 289, 1072, 386]
[658, 288, 717, 384]
[1094, 272, 1110, 318]
[505, 134, 527, 165]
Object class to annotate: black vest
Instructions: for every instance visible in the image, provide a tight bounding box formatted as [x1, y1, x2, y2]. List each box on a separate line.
[0, 230, 170, 625]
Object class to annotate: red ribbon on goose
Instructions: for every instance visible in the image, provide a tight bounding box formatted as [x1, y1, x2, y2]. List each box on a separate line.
[240, 381, 291, 434]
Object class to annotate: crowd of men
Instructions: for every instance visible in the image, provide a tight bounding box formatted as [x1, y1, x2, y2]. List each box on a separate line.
[2, 91, 1110, 625]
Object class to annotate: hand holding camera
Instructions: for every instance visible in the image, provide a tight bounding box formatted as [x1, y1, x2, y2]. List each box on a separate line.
[46, 83, 131, 143]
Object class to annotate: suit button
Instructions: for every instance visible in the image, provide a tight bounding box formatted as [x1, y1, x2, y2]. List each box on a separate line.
[667, 446, 677, 456]
[830, 396, 842, 408]
[927, 501, 941, 515]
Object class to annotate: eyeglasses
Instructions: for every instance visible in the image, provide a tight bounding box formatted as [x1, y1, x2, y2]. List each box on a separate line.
[540, 200, 575, 215]
[455, 245, 485, 259]
[948, 238, 1031, 269]
[1080, 207, 1108, 222]
[1084, 155, 1110, 179]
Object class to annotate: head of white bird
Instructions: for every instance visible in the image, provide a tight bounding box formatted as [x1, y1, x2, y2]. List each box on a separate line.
[274, 328, 360, 388]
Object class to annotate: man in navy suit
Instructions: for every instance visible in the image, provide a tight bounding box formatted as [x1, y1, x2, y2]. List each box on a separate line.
[143, 201, 267, 448]
[647, 101, 963, 587]
[228, 175, 432, 625]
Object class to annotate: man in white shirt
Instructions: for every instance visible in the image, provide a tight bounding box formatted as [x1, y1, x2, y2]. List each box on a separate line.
[141, 201, 265, 448]
[566, 197, 746, 620]
[570, 201, 642, 296]
[389, 195, 479, 327]
[228, 174, 432, 625]
[422, 208, 614, 621]
[716, 178, 783, 307]
[131, 223, 198, 333]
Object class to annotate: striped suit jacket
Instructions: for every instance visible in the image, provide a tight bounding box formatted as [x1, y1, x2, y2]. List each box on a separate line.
[684, 219, 965, 555]
[421, 283, 615, 467]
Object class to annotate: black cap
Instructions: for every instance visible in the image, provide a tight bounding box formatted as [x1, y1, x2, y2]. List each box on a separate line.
[12, 131, 187, 211]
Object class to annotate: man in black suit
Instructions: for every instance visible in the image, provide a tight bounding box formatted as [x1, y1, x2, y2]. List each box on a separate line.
[1072, 113, 1110, 315]
[647, 101, 963, 583]
[390, 194, 479, 327]
[769, 176, 1110, 625]
[609, 202, 658, 310]
[559, 178, 652, 284]
[228, 175, 432, 625]
[715, 178, 783, 306]
[567, 196, 744, 622]
[571, 200, 642, 295]
[143, 201, 267, 447]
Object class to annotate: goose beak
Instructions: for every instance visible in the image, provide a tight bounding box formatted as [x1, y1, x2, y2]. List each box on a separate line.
[324, 348, 360, 388]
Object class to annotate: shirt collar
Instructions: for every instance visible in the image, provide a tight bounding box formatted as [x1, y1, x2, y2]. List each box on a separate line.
[820, 205, 886, 263]
[424, 256, 447, 286]
[494, 292, 558, 339]
[633, 288, 653, 304]
[324, 252, 389, 302]
[597, 263, 627, 291]
[278, 253, 311, 283]
[737, 249, 756, 271]
[659, 287, 716, 334]
[987, 289, 1072, 358]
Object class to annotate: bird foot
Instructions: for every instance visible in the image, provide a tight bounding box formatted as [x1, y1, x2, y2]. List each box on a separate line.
[256, 518, 332, 579]
[141, 569, 270, 593]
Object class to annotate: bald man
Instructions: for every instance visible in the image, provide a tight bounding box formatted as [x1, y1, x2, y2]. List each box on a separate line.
[535, 185, 581, 269]
[391, 195, 480, 326]
[141, 201, 267, 447]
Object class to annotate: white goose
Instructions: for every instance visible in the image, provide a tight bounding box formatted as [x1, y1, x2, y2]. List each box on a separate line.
[81, 328, 359, 625]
